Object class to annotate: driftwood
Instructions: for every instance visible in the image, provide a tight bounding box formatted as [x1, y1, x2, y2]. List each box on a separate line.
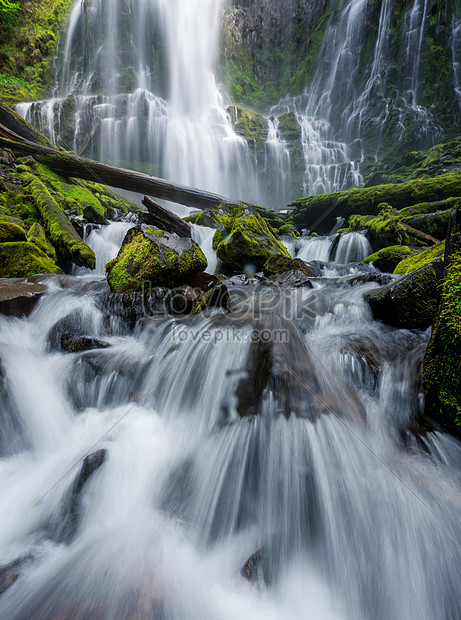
[0, 134, 226, 211]
[142, 195, 192, 238]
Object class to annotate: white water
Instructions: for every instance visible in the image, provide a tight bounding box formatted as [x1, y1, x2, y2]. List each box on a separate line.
[1, 258, 461, 618]
[335, 232, 372, 264]
[294, 236, 334, 262]
[75, 221, 135, 275]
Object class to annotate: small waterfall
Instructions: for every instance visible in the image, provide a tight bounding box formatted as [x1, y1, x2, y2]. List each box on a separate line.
[335, 232, 372, 264]
[191, 224, 218, 275]
[76, 221, 134, 276]
[295, 235, 334, 262]
[264, 118, 291, 207]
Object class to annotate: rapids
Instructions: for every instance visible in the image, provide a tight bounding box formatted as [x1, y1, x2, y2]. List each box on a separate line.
[0, 235, 461, 619]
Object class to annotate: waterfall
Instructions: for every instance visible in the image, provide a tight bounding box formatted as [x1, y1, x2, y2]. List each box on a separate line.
[335, 232, 372, 264]
[452, 15, 461, 109]
[1, 262, 461, 618]
[295, 236, 334, 262]
[75, 221, 135, 276]
[17, 0, 261, 208]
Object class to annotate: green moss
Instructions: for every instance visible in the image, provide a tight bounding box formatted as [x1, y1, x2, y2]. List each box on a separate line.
[263, 255, 312, 277]
[106, 226, 207, 293]
[27, 176, 95, 269]
[0, 218, 26, 242]
[26, 221, 56, 259]
[0, 241, 61, 277]
[394, 242, 445, 274]
[363, 245, 419, 272]
[227, 106, 268, 153]
[290, 172, 461, 232]
[349, 213, 414, 249]
[423, 252, 461, 434]
[213, 202, 290, 271]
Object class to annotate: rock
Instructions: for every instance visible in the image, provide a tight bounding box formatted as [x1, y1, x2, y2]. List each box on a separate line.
[98, 289, 168, 329]
[60, 335, 111, 353]
[263, 255, 319, 278]
[54, 449, 107, 543]
[394, 242, 445, 274]
[26, 221, 57, 260]
[0, 554, 35, 596]
[423, 204, 461, 436]
[106, 225, 207, 293]
[363, 245, 420, 273]
[82, 205, 109, 226]
[402, 209, 451, 240]
[183, 271, 218, 291]
[0, 148, 15, 165]
[0, 242, 61, 278]
[241, 550, 270, 585]
[0, 279, 47, 317]
[213, 203, 290, 271]
[0, 220, 27, 243]
[191, 284, 230, 314]
[269, 269, 314, 288]
[364, 259, 444, 329]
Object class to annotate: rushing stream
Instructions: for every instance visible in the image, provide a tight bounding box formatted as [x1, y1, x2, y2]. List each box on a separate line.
[1, 231, 461, 619]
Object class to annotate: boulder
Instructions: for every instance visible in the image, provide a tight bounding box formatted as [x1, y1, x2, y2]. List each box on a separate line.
[364, 259, 444, 329]
[213, 203, 290, 271]
[0, 242, 61, 278]
[60, 336, 110, 354]
[0, 279, 47, 317]
[241, 550, 270, 585]
[394, 242, 445, 274]
[0, 220, 27, 243]
[262, 255, 320, 278]
[363, 245, 419, 273]
[106, 225, 207, 293]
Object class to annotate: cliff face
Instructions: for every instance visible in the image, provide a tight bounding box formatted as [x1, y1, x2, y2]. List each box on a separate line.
[221, 0, 330, 108]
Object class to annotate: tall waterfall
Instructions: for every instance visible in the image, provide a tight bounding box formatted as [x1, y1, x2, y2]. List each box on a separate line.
[18, 0, 261, 209]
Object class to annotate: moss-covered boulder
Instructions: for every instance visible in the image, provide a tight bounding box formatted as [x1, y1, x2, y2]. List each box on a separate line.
[423, 252, 461, 435]
[363, 245, 419, 273]
[263, 255, 319, 278]
[349, 210, 415, 250]
[364, 259, 444, 329]
[0, 219, 27, 242]
[394, 242, 445, 274]
[213, 203, 290, 271]
[106, 225, 207, 293]
[0, 242, 61, 278]
[401, 209, 451, 241]
[26, 221, 56, 260]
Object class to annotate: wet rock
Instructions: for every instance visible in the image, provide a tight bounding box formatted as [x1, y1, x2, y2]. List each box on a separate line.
[0, 279, 47, 317]
[0, 148, 15, 165]
[241, 550, 270, 585]
[363, 245, 420, 273]
[364, 259, 444, 329]
[82, 205, 109, 226]
[98, 289, 168, 329]
[269, 269, 314, 288]
[183, 271, 218, 291]
[47, 312, 87, 351]
[263, 255, 318, 278]
[0, 554, 35, 596]
[212, 203, 290, 271]
[0, 242, 61, 278]
[55, 449, 107, 543]
[60, 335, 110, 353]
[106, 224, 207, 293]
[191, 284, 231, 315]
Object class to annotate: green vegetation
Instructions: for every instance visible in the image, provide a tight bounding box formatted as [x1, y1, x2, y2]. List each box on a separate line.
[423, 251, 461, 434]
[394, 242, 445, 275]
[0, 241, 62, 277]
[363, 245, 419, 273]
[27, 221, 56, 259]
[262, 255, 312, 278]
[106, 226, 207, 293]
[0, 218, 26, 242]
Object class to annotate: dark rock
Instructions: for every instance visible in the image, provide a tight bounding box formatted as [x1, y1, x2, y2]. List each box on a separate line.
[0, 554, 35, 596]
[55, 449, 107, 543]
[183, 271, 218, 291]
[364, 259, 444, 329]
[0, 148, 15, 165]
[241, 550, 270, 585]
[61, 335, 110, 353]
[269, 269, 314, 288]
[263, 255, 318, 278]
[0, 279, 47, 317]
[98, 289, 168, 329]
[82, 206, 109, 226]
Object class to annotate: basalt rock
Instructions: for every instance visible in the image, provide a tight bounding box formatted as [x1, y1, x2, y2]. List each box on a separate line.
[106, 225, 207, 293]
[364, 259, 444, 329]
[0, 279, 47, 317]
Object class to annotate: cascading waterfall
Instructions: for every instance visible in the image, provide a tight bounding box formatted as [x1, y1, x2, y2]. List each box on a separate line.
[452, 15, 461, 109]
[17, 0, 261, 208]
[335, 232, 372, 264]
[1, 248, 461, 618]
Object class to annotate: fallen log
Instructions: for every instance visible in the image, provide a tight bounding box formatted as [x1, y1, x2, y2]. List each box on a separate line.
[0, 103, 52, 147]
[0, 135, 226, 211]
[142, 196, 192, 238]
[400, 221, 439, 246]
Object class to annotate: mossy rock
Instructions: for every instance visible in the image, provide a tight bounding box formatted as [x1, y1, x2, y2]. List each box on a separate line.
[423, 251, 461, 435]
[290, 172, 461, 233]
[263, 255, 317, 278]
[0, 219, 27, 242]
[227, 106, 268, 154]
[0, 242, 61, 278]
[213, 203, 290, 271]
[26, 221, 56, 260]
[363, 245, 420, 273]
[394, 242, 446, 275]
[401, 210, 451, 240]
[349, 210, 415, 250]
[106, 224, 207, 293]
[364, 259, 444, 329]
